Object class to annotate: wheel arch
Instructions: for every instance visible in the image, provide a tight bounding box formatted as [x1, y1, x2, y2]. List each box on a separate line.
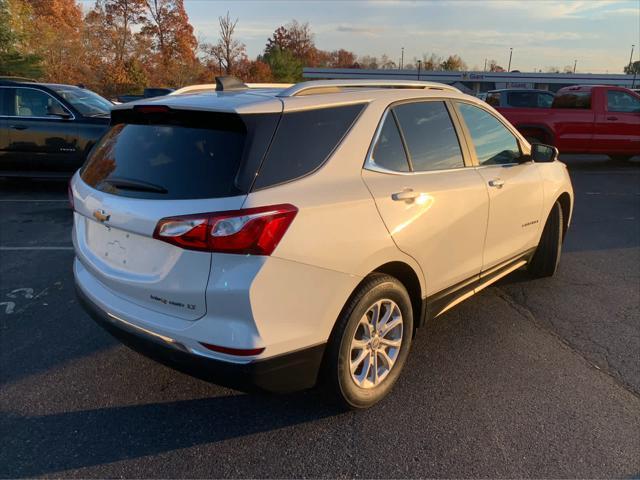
[556, 191, 572, 241]
[372, 261, 425, 330]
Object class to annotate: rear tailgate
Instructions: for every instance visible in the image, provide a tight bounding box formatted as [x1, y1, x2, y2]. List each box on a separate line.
[72, 183, 245, 320]
[71, 106, 280, 321]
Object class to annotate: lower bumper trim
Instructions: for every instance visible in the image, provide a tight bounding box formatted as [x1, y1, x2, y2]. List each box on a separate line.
[76, 283, 326, 393]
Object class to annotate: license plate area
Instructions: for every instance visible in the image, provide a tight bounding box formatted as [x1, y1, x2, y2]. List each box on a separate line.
[84, 218, 177, 277]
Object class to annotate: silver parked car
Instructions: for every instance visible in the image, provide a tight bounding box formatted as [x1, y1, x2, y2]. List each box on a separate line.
[72, 78, 573, 408]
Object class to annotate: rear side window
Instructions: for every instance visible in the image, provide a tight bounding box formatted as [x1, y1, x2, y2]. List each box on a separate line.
[253, 103, 365, 190]
[81, 110, 267, 199]
[370, 112, 410, 172]
[393, 101, 464, 171]
[552, 92, 591, 109]
[457, 102, 521, 165]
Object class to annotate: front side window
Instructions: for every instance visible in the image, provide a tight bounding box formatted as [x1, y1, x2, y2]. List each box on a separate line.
[370, 112, 410, 172]
[393, 101, 465, 171]
[12, 88, 68, 118]
[50, 86, 112, 116]
[607, 91, 640, 113]
[457, 102, 521, 165]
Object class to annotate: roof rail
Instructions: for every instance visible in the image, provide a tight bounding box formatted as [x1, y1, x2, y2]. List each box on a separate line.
[277, 79, 460, 97]
[0, 76, 37, 83]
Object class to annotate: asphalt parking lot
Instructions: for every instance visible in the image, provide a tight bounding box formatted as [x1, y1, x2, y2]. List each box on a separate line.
[1, 156, 639, 478]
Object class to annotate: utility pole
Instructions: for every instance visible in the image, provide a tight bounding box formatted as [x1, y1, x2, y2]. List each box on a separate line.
[507, 47, 513, 72]
[417, 60, 422, 80]
[400, 47, 404, 70]
[484, 58, 487, 72]
[573, 59, 577, 73]
[629, 44, 635, 72]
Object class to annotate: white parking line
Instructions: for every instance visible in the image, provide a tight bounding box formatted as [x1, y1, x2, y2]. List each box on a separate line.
[0, 246, 74, 251]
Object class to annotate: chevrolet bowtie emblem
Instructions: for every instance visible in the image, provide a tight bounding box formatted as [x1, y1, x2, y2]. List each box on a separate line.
[93, 209, 111, 223]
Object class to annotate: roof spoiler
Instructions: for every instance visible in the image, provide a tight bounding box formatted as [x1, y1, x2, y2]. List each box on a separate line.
[215, 76, 248, 92]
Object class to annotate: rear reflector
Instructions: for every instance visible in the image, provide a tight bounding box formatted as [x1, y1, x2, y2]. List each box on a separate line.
[200, 342, 265, 356]
[153, 204, 298, 255]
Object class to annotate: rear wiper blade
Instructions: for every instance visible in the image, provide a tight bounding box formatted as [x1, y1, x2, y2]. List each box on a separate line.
[102, 177, 168, 194]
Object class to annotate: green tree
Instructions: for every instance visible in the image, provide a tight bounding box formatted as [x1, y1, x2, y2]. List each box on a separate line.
[0, 0, 42, 78]
[440, 54, 467, 71]
[624, 60, 640, 75]
[264, 47, 302, 82]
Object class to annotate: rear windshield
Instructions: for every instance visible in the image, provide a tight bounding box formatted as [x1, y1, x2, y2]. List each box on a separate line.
[552, 92, 591, 109]
[507, 91, 553, 108]
[81, 110, 277, 199]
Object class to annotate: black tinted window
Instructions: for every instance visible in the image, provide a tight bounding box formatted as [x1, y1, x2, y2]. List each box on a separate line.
[458, 103, 521, 165]
[81, 112, 250, 199]
[507, 91, 553, 108]
[552, 92, 591, 109]
[607, 91, 640, 112]
[253, 103, 364, 189]
[0, 89, 7, 115]
[393, 101, 464, 171]
[370, 113, 409, 172]
[486, 92, 501, 107]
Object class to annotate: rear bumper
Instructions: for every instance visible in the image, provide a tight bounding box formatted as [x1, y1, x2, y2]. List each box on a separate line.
[75, 283, 326, 393]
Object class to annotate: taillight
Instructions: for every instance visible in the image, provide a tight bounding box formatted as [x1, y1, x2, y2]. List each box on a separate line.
[153, 204, 298, 255]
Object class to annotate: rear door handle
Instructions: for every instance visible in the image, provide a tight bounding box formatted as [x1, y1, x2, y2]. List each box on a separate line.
[488, 179, 505, 188]
[606, 116, 618, 121]
[392, 189, 420, 202]
[9, 125, 28, 130]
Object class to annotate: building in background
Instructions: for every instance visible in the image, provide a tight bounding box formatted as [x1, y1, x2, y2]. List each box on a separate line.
[303, 68, 637, 93]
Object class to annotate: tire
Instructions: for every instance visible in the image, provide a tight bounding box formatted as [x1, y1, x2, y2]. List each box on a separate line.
[529, 201, 563, 278]
[610, 155, 632, 162]
[320, 273, 413, 409]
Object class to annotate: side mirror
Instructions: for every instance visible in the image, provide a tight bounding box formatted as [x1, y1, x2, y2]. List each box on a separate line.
[530, 143, 559, 163]
[47, 103, 72, 119]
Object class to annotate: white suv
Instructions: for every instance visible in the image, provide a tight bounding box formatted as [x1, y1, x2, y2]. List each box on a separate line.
[72, 78, 573, 409]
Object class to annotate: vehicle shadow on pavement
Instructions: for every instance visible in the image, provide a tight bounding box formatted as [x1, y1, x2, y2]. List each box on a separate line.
[0, 390, 343, 477]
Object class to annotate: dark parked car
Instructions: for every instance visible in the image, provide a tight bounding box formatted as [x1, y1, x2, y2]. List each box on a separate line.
[485, 89, 555, 108]
[116, 87, 175, 103]
[0, 80, 112, 177]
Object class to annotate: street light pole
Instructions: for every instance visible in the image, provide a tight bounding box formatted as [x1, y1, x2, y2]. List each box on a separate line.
[417, 60, 422, 80]
[401, 47, 404, 70]
[507, 47, 513, 72]
[484, 58, 487, 72]
[629, 44, 635, 72]
[573, 59, 577, 73]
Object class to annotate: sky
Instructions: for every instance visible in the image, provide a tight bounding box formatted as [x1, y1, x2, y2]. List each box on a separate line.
[82, 0, 640, 73]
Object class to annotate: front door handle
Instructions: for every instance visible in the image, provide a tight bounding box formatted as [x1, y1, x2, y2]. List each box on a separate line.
[9, 125, 28, 130]
[488, 179, 505, 188]
[392, 189, 420, 203]
[606, 116, 618, 121]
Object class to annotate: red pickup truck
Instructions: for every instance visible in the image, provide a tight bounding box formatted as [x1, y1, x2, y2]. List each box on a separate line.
[496, 85, 640, 161]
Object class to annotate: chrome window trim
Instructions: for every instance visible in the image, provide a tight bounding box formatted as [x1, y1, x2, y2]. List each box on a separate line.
[0, 85, 76, 121]
[364, 100, 469, 176]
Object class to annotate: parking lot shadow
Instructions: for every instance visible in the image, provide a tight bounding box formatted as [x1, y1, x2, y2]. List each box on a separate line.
[1, 391, 341, 477]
